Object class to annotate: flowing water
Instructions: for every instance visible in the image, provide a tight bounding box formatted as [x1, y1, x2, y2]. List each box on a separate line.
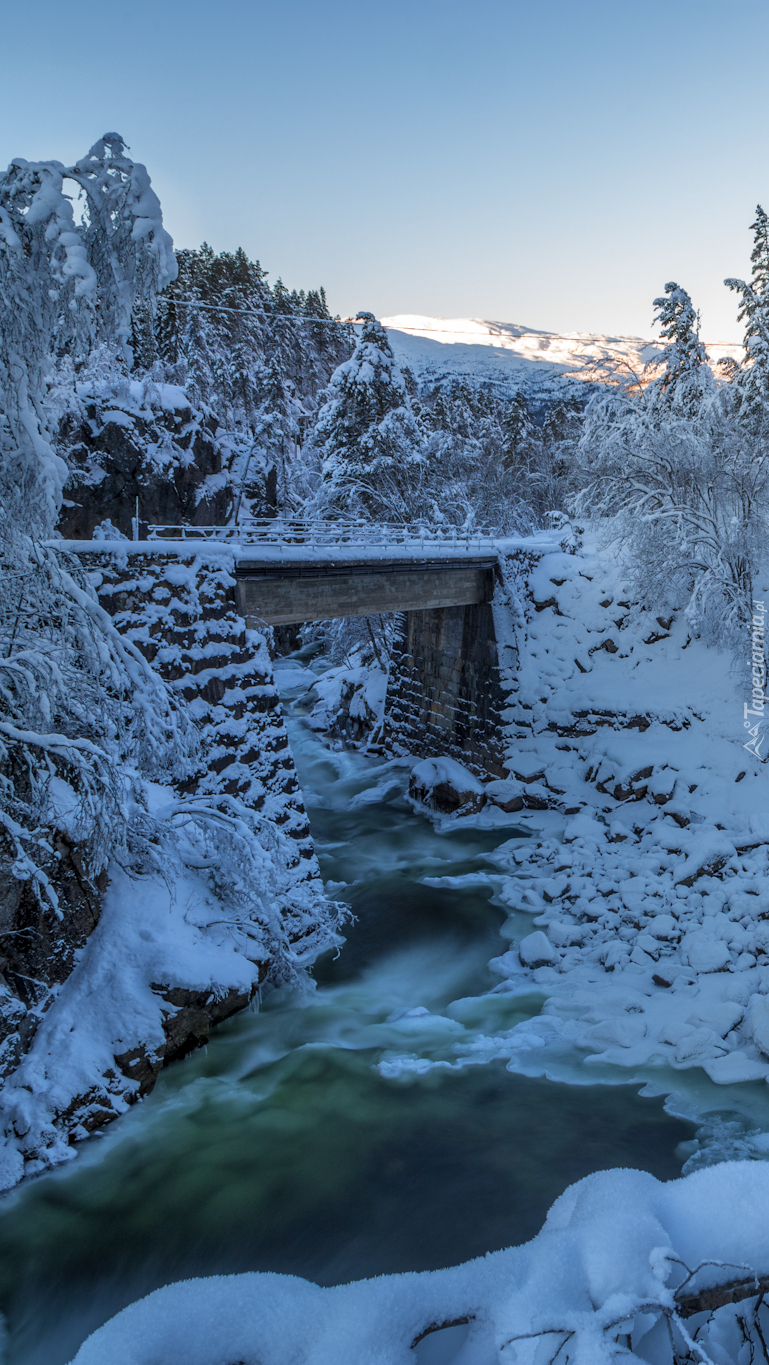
[0, 661, 699, 1365]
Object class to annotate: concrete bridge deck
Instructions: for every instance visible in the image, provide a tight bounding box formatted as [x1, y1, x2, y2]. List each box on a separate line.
[56, 527, 556, 628]
[234, 555, 499, 625]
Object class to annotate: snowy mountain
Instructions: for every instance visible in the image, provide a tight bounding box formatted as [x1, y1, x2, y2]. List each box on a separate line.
[380, 313, 742, 391]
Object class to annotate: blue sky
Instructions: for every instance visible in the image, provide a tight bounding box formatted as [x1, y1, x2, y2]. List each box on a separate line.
[2, 0, 768, 341]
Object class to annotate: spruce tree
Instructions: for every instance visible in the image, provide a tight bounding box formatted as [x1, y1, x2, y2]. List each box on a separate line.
[308, 312, 424, 519]
[542, 395, 582, 447]
[648, 281, 711, 418]
[502, 391, 538, 471]
[725, 206, 769, 423]
[154, 244, 352, 515]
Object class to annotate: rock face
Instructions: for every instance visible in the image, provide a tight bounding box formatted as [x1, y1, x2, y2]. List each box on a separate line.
[94, 547, 320, 886]
[0, 836, 107, 1082]
[114, 985, 256, 1097]
[56, 392, 236, 540]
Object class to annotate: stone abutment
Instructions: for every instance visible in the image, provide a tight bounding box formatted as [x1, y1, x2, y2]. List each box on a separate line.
[379, 598, 507, 777]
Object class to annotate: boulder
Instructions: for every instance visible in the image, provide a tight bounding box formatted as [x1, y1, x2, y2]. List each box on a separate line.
[484, 777, 525, 812]
[409, 757, 486, 815]
[680, 932, 731, 973]
[519, 931, 558, 969]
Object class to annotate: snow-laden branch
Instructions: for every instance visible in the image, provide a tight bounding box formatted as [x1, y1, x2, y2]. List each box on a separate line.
[0, 133, 195, 908]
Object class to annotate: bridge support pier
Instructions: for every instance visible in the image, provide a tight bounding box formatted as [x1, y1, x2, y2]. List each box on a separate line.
[380, 600, 507, 778]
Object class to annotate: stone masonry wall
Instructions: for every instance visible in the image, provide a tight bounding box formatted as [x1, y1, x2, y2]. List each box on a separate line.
[91, 549, 321, 913]
[381, 596, 507, 778]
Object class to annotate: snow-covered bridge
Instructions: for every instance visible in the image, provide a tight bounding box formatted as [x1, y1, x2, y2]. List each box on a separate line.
[134, 520, 553, 627]
[59, 523, 556, 777]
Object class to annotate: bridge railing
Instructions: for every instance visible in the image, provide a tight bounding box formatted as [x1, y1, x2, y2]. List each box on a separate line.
[144, 519, 510, 551]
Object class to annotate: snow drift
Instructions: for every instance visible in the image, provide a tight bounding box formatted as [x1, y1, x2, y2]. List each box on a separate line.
[68, 1161, 769, 1365]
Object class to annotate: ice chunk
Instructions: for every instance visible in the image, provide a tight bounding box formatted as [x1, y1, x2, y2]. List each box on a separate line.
[746, 995, 769, 1059]
[686, 1002, 744, 1037]
[584, 1015, 648, 1048]
[704, 1054, 769, 1084]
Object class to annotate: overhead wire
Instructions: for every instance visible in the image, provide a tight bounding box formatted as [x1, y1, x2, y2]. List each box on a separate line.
[168, 298, 737, 349]
[167, 299, 575, 342]
[170, 298, 351, 327]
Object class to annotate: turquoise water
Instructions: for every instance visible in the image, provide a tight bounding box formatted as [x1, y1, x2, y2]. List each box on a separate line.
[0, 672, 696, 1365]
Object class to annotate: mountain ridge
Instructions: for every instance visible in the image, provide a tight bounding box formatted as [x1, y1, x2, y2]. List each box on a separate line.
[378, 313, 742, 390]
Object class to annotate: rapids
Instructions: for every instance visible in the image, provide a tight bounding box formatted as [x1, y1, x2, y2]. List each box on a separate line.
[0, 660, 697, 1365]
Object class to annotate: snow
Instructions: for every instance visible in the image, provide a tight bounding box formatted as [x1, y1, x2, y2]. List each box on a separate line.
[54, 532, 559, 562]
[358, 539, 769, 1152]
[66, 1162, 769, 1364]
[127, 379, 189, 411]
[381, 315, 742, 392]
[411, 757, 485, 795]
[0, 858, 260, 1191]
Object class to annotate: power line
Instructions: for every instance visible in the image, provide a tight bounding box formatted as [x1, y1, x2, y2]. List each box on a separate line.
[171, 298, 351, 327]
[172, 299, 544, 340]
[169, 298, 739, 350]
[380, 324, 738, 348]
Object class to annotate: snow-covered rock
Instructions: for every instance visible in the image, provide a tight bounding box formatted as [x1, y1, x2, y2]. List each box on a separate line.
[681, 932, 732, 973]
[409, 757, 486, 814]
[484, 776, 525, 811]
[308, 659, 388, 743]
[518, 930, 558, 968]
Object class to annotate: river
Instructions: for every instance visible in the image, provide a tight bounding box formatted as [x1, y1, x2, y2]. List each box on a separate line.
[0, 660, 698, 1365]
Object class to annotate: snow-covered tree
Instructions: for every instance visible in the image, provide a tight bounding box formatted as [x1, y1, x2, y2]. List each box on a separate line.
[157, 244, 352, 516]
[647, 281, 713, 417]
[502, 391, 538, 470]
[499, 390, 583, 520]
[0, 137, 190, 911]
[725, 205, 769, 424]
[570, 257, 769, 652]
[575, 359, 769, 651]
[0, 135, 176, 537]
[411, 379, 544, 531]
[308, 312, 425, 519]
[68, 132, 177, 367]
